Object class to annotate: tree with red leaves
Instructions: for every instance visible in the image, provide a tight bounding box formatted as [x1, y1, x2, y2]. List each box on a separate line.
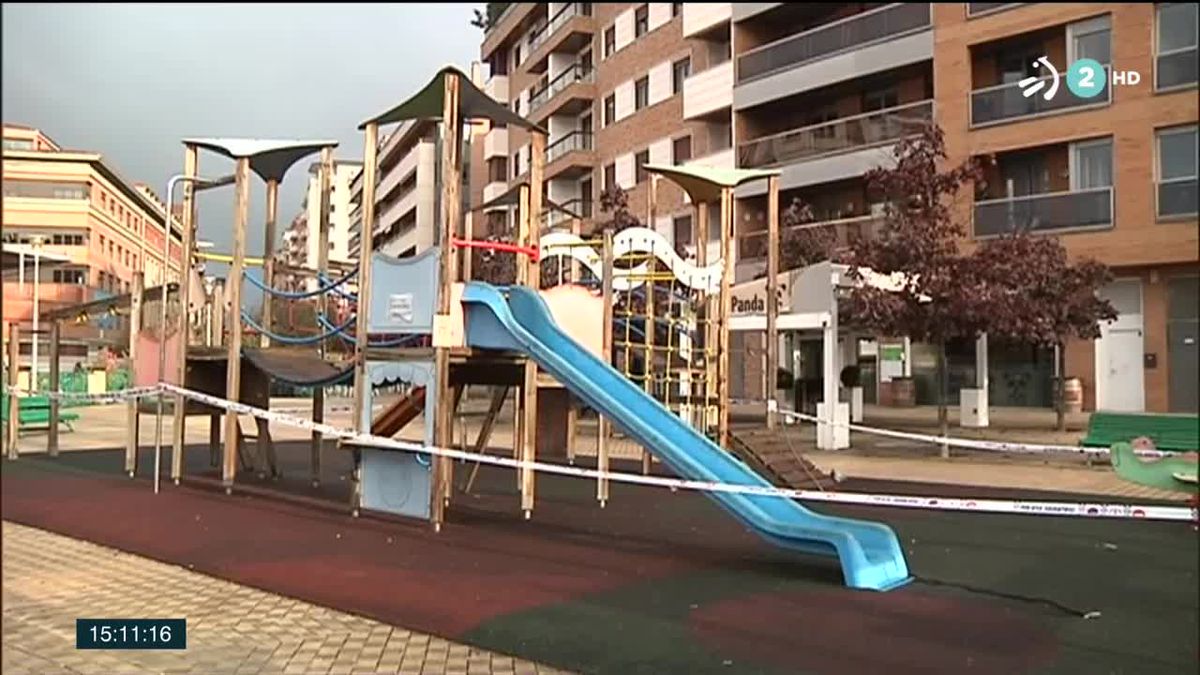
[841, 123, 993, 450]
[779, 198, 840, 271]
[971, 232, 1116, 429]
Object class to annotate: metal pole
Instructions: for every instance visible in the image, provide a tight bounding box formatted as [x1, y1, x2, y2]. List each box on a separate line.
[31, 237, 43, 391]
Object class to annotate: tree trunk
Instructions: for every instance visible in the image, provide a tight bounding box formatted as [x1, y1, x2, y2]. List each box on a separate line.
[937, 337, 949, 458]
[1055, 341, 1066, 432]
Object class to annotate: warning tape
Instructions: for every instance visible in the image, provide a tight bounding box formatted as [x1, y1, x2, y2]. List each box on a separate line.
[152, 383, 1196, 523]
[4, 386, 162, 404]
[775, 408, 1177, 459]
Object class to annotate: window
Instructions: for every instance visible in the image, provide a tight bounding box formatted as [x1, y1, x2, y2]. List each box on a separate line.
[863, 88, 899, 112]
[1, 179, 88, 199]
[603, 93, 617, 126]
[604, 26, 616, 58]
[710, 38, 731, 65]
[1068, 15, 1111, 66]
[672, 58, 691, 95]
[673, 214, 693, 250]
[512, 152, 520, 178]
[672, 136, 692, 164]
[1070, 138, 1113, 190]
[672, 2, 682, 18]
[635, 150, 650, 183]
[634, 76, 649, 110]
[635, 5, 649, 37]
[512, 43, 522, 69]
[1156, 3, 1198, 90]
[604, 163, 616, 192]
[2, 138, 33, 151]
[50, 233, 85, 246]
[488, 157, 507, 183]
[1157, 125, 1199, 217]
[53, 269, 86, 285]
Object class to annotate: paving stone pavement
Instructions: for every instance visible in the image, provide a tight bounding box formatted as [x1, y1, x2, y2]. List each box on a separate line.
[1, 522, 572, 675]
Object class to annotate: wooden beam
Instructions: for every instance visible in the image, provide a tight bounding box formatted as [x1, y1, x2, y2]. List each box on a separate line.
[125, 271, 144, 477]
[718, 188, 733, 448]
[6, 323, 19, 460]
[462, 385, 508, 494]
[521, 129, 545, 518]
[351, 122, 380, 514]
[642, 175, 658, 475]
[765, 175, 779, 431]
[598, 228, 614, 506]
[222, 157, 250, 491]
[431, 71, 462, 531]
[260, 179, 280, 348]
[312, 146, 334, 487]
[694, 201, 711, 433]
[171, 144, 199, 484]
[47, 321, 61, 457]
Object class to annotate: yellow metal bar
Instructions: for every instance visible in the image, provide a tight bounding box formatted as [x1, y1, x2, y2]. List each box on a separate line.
[197, 251, 266, 266]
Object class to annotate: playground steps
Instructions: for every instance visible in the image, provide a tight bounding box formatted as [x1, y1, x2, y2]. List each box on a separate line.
[1081, 412, 1200, 452]
[728, 432, 834, 491]
[371, 387, 427, 438]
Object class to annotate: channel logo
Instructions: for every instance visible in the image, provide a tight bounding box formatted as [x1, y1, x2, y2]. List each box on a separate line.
[1020, 56, 1142, 102]
[1018, 56, 1059, 100]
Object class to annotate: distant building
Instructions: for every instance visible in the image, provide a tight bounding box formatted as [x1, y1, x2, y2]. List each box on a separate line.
[281, 160, 363, 283]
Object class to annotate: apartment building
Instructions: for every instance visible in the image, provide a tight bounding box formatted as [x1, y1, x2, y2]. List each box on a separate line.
[477, 2, 735, 260]
[281, 159, 362, 283]
[2, 123, 185, 363]
[729, 3, 1198, 413]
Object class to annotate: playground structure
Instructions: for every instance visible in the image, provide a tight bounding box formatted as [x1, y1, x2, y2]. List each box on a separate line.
[2, 65, 924, 592]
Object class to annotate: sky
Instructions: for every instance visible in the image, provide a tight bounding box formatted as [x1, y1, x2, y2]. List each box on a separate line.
[2, 3, 482, 272]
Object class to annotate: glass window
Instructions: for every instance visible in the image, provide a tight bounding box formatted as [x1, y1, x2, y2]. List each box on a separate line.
[1071, 138, 1114, 190]
[672, 3, 682, 18]
[1157, 3, 1199, 89]
[1, 179, 89, 199]
[634, 76, 649, 110]
[604, 163, 616, 192]
[672, 58, 691, 95]
[604, 94, 616, 126]
[635, 150, 650, 183]
[672, 136, 692, 163]
[635, 5, 648, 38]
[1157, 125, 1199, 217]
[604, 26, 616, 58]
[2, 138, 33, 151]
[863, 88, 899, 112]
[673, 214, 692, 248]
[1069, 15, 1112, 65]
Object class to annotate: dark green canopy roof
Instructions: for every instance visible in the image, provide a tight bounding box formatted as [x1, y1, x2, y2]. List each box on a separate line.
[359, 66, 546, 134]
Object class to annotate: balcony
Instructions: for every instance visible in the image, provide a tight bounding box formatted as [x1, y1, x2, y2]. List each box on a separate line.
[378, 183, 419, 233]
[739, 100, 932, 168]
[545, 131, 594, 180]
[377, 143, 420, 203]
[966, 3, 1023, 17]
[683, 61, 734, 120]
[484, 74, 509, 103]
[484, 127, 508, 160]
[973, 187, 1113, 237]
[542, 198, 593, 231]
[737, 213, 884, 261]
[684, 3, 731, 38]
[528, 63, 594, 120]
[525, 3, 594, 74]
[970, 67, 1111, 128]
[737, 3, 932, 84]
[483, 181, 508, 208]
[1158, 178, 1199, 219]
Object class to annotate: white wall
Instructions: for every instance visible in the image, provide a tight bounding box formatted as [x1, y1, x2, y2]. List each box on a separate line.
[614, 80, 634, 121]
[648, 138, 672, 166]
[648, 60, 672, 106]
[614, 7, 635, 53]
[648, 3, 673, 31]
[548, 52, 573, 80]
[413, 141, 438, 252]
[548, 177, 580, 205]
[548, 114, 576, 141]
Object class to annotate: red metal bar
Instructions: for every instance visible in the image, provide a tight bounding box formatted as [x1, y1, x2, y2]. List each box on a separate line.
[450, 237, 540, 262]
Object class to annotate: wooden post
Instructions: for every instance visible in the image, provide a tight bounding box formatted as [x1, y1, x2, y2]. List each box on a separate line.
[260, 179, 280, 348]
[222, 157, 251, 491]
[431, 72, 462, 530]
[598, 228, 614, 506]
[521, 129, 545, 518]
[312, 147, 333, 487]
[6, 323, 19, 460]
[694, 201, 711, 433]
[765, 176, 779, 431]
[171, 145, 199, 484]
[125, 271, 144, 477]
[351, 122, 380, 514]
[47, 321, 60, 457]
[641, 175, 658, 475]
[718, 188, 733, 448]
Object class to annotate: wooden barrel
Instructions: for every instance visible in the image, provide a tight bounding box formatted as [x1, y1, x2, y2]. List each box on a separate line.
[1064, 377, 1083, 414]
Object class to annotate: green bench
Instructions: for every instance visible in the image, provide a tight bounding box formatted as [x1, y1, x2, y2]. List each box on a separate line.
[1080, 411, 1200, 452]
[1, 394, 80, 432]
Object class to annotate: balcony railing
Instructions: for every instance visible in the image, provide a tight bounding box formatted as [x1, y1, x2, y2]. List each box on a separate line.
[970, 66, 1110, 127]
[528, 2, 591, 54]
[738, 100, 933, 168]
[1158, 178, 1198, 219]
[737, 3, 931, 83]
[529, 63, 594, 114]
[966, 3, 1022, 17]
[737, 214, 885, 260]
[545, 131, 594, 164]
[542, 198, 593, 229]
[973, 187, 1113, 236]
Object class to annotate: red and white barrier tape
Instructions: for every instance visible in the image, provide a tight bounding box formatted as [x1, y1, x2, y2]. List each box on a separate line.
[4, 386, 162, 405]
[775, 408, 1178, 459]
[155, 383, 1196, 523]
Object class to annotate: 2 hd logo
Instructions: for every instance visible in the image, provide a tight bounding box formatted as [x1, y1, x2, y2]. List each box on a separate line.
[1021, 56, 1140, 101]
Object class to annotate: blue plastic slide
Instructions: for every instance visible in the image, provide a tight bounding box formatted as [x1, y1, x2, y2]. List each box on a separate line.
[461, 282, 911, 591]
